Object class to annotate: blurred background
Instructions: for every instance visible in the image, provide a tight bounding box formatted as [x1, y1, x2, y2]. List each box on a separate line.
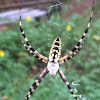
[0, 0, 100, 100]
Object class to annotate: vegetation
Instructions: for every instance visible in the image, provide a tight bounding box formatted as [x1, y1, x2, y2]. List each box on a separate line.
[0, 13, 100, 100]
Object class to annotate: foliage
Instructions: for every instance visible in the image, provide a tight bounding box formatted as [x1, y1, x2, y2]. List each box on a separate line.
[0, 13, 100, 100]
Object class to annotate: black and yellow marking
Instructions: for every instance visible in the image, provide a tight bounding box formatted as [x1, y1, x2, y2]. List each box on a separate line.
[58, 69, 79, 100]
[59, 0, 94, 64]
[25, 68, 49, 100]
[49, 37, 62, 62]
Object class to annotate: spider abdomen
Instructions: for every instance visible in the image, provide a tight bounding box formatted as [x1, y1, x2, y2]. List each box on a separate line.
[49, 37, 62, 63]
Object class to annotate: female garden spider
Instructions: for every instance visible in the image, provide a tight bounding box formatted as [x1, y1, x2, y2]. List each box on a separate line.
[19, 0, 95, 100]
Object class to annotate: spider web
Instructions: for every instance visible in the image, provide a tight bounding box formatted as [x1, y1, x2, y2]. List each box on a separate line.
[0, 0, 100, 100]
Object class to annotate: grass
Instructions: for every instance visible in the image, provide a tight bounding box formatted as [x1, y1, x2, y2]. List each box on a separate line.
[0, 13, 100, 100]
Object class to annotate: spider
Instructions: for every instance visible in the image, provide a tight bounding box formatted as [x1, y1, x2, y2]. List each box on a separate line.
[19, 0, 95, 100]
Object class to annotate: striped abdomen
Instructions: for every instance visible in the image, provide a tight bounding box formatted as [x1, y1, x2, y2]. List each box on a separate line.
[49, 37, 62, 63]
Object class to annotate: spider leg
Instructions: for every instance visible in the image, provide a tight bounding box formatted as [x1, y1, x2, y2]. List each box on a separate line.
[19, 2, 33, 50]
[19, 1, 48, 63]
[73, 37, 87, 54]
[68, 37, 87, 58]
[25, 68, 49, 100]
[19, 37, 48, 63]
[59, 0, 94, 64]
[58, 69, 79, 100]
[59, 37, 87, 64]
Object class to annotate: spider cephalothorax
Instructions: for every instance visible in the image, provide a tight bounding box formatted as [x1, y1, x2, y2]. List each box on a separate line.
[19, 0, 95, 100]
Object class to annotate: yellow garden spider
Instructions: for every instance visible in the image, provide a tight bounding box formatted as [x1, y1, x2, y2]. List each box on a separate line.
[19, 0, 95, 100]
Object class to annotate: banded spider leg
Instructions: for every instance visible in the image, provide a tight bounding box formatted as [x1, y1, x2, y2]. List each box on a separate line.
[58, 69, 79, 100]
[59, 37, 87, 64]
[25, 68, 49, 100]
[19, 0, 48, 63]
[19, 37, 48, 63]
[59, 0, 95, 64]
